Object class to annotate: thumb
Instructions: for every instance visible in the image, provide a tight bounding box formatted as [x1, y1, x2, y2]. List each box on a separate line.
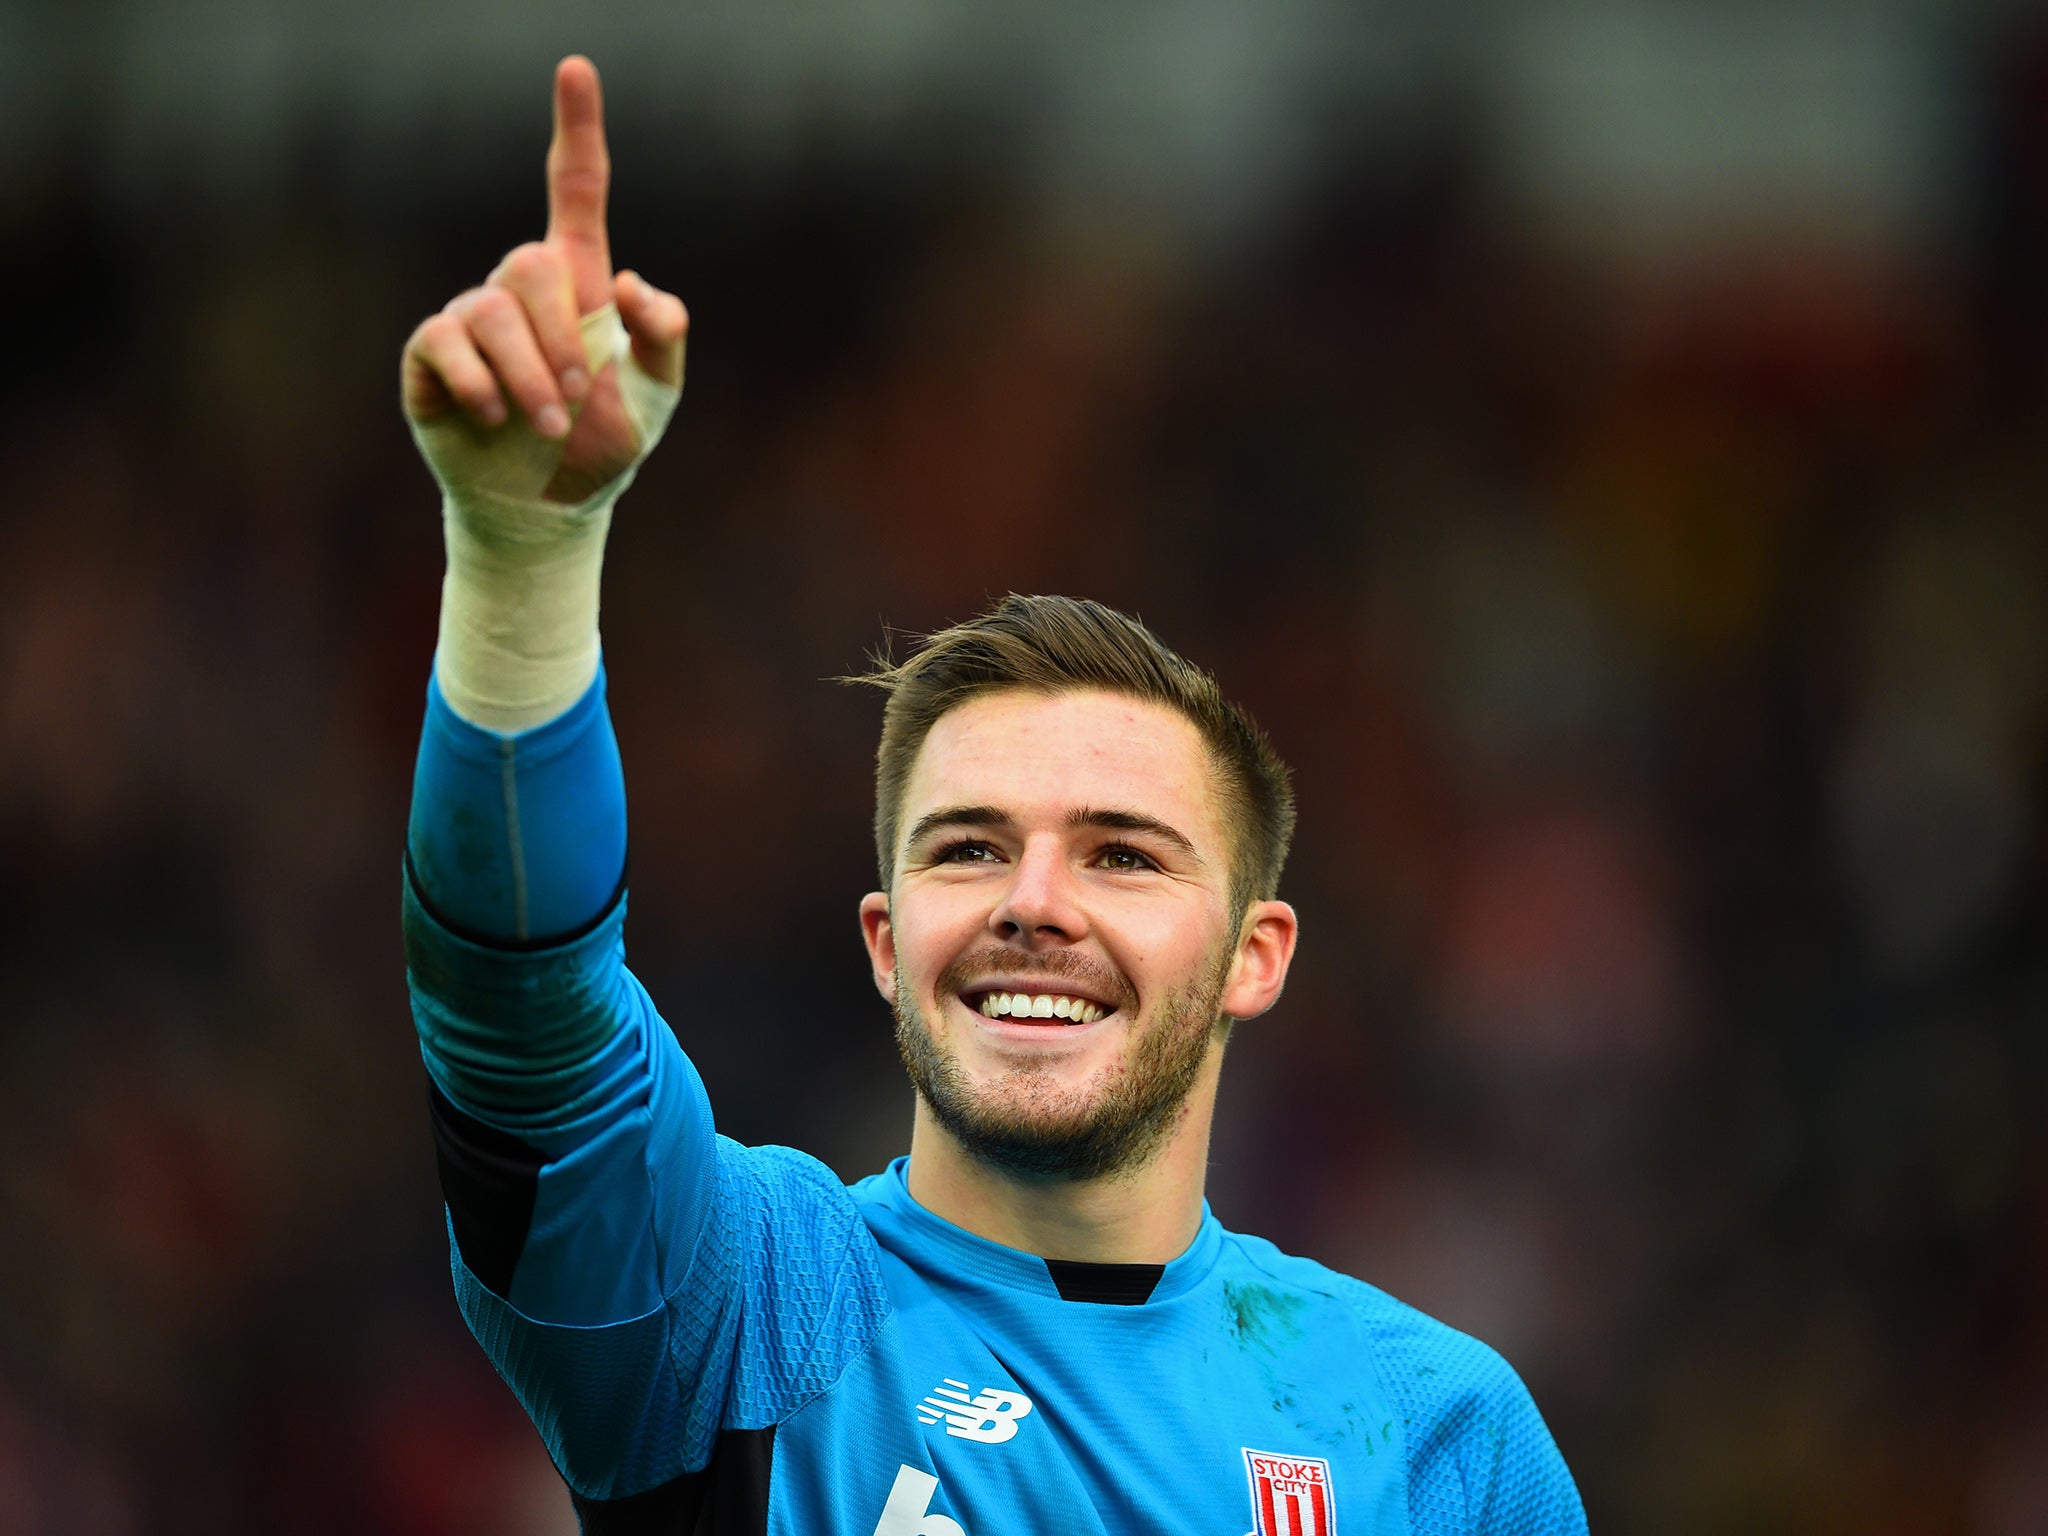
[615, 269, 688, 388]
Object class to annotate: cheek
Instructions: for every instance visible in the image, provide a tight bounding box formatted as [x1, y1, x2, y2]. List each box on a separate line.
[894, 890, 987, 982]
[1107, 897, 1218, 971]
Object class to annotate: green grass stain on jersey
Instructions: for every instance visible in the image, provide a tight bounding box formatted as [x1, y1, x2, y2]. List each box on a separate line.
[1226, 1282, 1362, 1444]
[1222, 1281, 1309, 1354]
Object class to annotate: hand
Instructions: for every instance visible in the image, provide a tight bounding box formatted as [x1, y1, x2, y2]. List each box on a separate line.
[401, 56, 688, 504]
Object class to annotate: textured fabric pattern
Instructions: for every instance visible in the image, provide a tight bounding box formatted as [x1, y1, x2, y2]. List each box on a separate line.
[668, 1142, 891, 1453]
[450, 1136, 889, 1501]
[1335, 1274, 1585, 1535]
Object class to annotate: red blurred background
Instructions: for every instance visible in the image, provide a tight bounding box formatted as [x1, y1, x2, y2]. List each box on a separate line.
[2, 7, 2046, 1531]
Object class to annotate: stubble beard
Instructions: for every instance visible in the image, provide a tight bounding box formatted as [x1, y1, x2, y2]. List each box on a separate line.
[892, 946, 1232, 1182]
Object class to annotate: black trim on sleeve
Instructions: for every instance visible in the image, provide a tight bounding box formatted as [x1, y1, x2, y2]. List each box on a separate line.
[1043, 1259, 1166, 1305]
[404, 844, 628, 954]
[569, 1426, 776, 1535]
[427, 1080, 544, 1297]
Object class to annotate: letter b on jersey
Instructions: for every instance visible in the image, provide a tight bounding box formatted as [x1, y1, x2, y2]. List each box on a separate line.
[872, 1465, 966, 1536]
[949, 1388, 1029, 1443]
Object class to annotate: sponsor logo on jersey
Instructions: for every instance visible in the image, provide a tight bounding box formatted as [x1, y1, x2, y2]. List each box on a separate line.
[1243, 1448, 1335, 1536]
[915, 1377, 1034, 1443]
[871, 1464, 968, 1536]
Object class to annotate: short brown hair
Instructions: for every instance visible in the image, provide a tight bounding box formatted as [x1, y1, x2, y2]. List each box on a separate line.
[850, 595, 1295, 915]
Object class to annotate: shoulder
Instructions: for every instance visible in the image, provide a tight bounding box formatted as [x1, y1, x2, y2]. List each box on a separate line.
[1221, 1233, 1523, 1404]
[680, 1142, 893, 1422]
[716, 1139, 880, 1263]
[683, 1139, 891, 1327]
[1224, 1232, 1587, 1533]
[727, 1138, 859, 1197]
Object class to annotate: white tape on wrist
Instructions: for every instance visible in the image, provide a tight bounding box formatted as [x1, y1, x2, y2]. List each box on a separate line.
[412, 304, 681, 733]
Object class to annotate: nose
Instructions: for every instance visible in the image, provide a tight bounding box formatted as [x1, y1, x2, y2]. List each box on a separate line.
[989, 834, 1089, 946]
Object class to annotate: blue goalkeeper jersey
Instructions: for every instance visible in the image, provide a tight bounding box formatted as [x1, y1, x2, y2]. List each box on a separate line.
[404, 670, 1588, 1536]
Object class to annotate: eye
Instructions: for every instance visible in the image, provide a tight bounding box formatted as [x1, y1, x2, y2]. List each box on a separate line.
[932, 838, 1001, 865]
[1097, 843, 1158, 872]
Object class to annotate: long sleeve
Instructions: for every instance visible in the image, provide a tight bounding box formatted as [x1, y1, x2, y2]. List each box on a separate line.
[406, 669, 627, 1110]
[400, 668, 889, 1509]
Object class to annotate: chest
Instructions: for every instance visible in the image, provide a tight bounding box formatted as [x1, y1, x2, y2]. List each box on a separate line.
[769, 1274, 1404, 1536]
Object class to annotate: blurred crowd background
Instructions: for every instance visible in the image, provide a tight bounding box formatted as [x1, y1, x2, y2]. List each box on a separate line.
[3, 2, 2047, 1531]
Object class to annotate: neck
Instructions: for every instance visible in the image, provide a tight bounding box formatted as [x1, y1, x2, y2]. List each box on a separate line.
[903, 1052, 1221, 1264]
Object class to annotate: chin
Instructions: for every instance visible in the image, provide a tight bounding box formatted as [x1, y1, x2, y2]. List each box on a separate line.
[893, 981, 1220, 1183]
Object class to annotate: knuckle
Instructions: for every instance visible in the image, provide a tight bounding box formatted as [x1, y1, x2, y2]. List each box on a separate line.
[412, 321, 463, 367]
[501, 241, 559, 287]
[440, 348, 485, 388]
[555, 165, 608, 205]
[469, 286, 516, 324]
[451, 368, 498, 405]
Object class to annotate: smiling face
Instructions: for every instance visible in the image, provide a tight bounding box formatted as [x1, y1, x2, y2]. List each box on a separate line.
[859, 687, 1293, 1183]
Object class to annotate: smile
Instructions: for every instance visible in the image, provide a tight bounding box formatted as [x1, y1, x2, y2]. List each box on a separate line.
[968, 991, 1112, 1025]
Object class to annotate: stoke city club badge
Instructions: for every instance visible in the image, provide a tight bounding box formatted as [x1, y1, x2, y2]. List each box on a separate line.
[1242, 1448, 1335, 1536]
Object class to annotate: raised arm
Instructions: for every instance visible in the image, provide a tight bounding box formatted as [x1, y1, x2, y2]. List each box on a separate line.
[401, 55, 684, 1098]
[400, 46, 703, 1480]
[397, 60, 886, 1521]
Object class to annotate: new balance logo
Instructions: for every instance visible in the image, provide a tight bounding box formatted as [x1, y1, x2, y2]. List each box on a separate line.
[871, 1465, 968, 1536]
[915, 1378, 1034, 1443]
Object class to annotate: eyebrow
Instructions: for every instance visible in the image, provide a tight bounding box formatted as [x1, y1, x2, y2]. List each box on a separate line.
[904, 805, 1010, 849]
[903, 804, 1202, 863]
[1069, 807, 1201, 862]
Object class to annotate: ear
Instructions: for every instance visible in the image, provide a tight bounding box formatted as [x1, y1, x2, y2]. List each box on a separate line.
[858, 890, 898, 1005]
[1218, 900, 1298, 1022]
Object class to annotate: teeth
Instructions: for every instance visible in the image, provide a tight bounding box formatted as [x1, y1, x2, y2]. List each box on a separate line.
[974, 992, 1107, 1023]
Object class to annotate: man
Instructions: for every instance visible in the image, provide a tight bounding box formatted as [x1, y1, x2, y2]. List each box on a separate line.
[401, 55, 1588, 1536]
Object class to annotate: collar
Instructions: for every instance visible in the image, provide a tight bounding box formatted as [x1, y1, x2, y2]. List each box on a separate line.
[859, 1156, 1225, 1306]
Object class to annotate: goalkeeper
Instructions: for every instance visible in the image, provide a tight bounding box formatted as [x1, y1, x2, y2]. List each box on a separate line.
[401, 55, 1589, 1536]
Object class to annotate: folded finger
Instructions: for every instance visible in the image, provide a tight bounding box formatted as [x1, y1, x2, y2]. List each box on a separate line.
[405, 311, 506, 426]
[457, 287, 569, 438]
[489, 242, 589, 400]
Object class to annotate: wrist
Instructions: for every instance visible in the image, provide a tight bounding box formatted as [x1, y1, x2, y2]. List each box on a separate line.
[420, 303, 679, 734]
[434, 479, 623, 733]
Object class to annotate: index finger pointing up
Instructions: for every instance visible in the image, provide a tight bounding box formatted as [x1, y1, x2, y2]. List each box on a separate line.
[546, 55, 613, 312]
